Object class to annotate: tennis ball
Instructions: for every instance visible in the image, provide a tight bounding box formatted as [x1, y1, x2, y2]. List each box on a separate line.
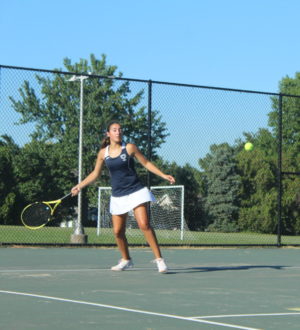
[244, 142, 254, 151]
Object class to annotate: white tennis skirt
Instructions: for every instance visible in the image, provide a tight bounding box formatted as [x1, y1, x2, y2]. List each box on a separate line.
[110, 187, 156, 215]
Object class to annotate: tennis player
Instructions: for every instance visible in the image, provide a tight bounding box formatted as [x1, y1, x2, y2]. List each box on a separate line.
[71, 121, 175, 273]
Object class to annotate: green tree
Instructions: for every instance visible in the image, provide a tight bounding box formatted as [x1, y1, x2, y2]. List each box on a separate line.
[268, 73, 300, 156]
[267, 73, 300, 234]
[13, 140, 74, 202]
[236, 130, 278, 233]
[199, 143, 241, 232]
[173, 163, 204, 231]
[0, 135, 19, 225]
[9, 54, 169, 206]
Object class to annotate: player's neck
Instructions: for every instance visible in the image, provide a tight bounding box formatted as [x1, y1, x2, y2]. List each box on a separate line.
[109, 141, 122, 149]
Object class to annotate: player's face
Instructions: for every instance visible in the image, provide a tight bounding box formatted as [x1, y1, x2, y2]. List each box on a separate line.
[107, 124, 122, 142]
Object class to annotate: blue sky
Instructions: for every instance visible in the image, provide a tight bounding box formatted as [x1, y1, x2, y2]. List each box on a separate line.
[1, 0, 300, 168]
[1, 0, 299, 93]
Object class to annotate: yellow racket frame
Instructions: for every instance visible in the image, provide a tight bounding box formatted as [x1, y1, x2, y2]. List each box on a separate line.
[21, 193, 71, 230]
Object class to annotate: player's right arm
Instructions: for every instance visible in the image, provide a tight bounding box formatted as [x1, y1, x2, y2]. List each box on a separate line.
[71, 148, 105, 196]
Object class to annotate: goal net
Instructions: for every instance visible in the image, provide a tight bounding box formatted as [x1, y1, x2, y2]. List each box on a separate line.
[97, 185, 186, 240]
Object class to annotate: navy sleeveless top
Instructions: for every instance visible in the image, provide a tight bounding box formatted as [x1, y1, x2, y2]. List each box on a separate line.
[104, 143, 144, 197]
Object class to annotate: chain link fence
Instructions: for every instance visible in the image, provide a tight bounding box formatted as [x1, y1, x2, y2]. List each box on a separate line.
[1, 64, 300, 246]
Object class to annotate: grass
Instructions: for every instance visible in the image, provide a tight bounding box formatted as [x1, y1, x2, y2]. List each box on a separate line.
[1, 225, 300, 246]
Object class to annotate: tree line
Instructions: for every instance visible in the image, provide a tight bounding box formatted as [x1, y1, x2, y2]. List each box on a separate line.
[1, 55, 300, 234]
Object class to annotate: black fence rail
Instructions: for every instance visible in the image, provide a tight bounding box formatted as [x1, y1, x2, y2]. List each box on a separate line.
[1, 64, 300, 246]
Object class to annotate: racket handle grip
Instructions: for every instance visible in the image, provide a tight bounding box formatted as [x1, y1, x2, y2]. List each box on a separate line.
[61, 192, 72, 201]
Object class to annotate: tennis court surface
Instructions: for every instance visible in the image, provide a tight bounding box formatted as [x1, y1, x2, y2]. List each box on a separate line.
[1, 247, 300, 329]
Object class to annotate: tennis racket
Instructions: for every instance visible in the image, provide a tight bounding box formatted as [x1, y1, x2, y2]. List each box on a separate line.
[21, 193, 72, 230]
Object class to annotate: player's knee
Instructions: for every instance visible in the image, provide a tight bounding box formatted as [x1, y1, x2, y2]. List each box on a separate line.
[113, 228, 125, 238]
[138, 222, 151, 232]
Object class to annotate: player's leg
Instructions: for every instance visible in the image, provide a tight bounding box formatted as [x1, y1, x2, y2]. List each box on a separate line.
[111, 213, 133, 270]
[134, 203, 168, 273]
[134, 203, 161, 257]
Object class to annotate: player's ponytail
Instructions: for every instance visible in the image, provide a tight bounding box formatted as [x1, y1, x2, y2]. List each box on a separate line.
[100, 120, 121, 148]
[101, 136, 110, 148]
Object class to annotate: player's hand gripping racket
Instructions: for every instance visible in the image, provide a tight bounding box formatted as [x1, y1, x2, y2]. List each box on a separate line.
[21, 193, 72, 230]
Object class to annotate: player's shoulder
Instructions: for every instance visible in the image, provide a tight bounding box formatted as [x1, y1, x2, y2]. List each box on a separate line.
[125, 142, 137, 150]
[125, 142, 138, 155]
[98, 147, 106, 159]
[125, 142, 136, 148]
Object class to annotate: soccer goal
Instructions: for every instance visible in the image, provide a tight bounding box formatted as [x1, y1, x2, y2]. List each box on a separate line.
[97, 185, 186, 240]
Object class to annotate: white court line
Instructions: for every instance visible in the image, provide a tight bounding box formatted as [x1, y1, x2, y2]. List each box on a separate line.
[0, 267, 153, 274]
[1, 265, 300, 273]
[0, 290, 259, 330]
[0, 268, 106, 273]
[192, 312, 300, 319]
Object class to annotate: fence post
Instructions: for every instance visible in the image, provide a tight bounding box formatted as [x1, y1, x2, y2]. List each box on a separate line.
[147, 80, 152, 220]
[147, 80, 152, 187]
[277, 94, 283, 246]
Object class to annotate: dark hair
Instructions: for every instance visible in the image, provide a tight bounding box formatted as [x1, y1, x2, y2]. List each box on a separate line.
[100, 121, 121, 148]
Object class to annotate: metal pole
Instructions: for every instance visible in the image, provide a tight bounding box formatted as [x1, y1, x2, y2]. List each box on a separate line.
[180, 185, 185, 240]
[147, 80, 152, 220]
[74, 76, 86, 235]
[277, 94, 283, 246]
[97, 188, 101, 236]
[147, 80, 152, 188]
[67, 75, 88, 242]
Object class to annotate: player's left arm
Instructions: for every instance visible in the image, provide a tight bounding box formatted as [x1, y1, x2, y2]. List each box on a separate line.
[127, 143, 175, 184]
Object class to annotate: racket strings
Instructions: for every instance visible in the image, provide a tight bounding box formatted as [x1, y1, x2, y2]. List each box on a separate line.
[22, 203, 52, 227]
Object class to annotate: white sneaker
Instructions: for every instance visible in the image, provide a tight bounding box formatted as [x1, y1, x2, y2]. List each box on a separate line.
[111, 259, 133, 271]
[154, 258, 168, 273]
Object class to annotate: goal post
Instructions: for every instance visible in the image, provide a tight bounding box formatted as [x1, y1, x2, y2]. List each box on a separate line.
[150, 185, 185, 240]
[97, 185, 186, 240]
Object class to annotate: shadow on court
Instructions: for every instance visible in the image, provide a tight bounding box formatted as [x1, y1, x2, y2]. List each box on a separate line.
[1, 247, 300, 330]
[167, 264, 287, 274]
